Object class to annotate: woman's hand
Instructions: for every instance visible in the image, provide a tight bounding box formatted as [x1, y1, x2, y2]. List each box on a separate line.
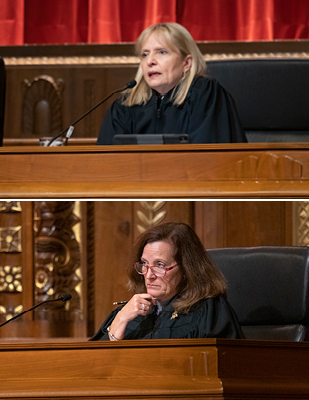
[108, 294, 156, 341]
[119, 294, 156, 321]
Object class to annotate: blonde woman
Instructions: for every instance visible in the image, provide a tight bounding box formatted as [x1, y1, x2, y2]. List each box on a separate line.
[97, 22, 246, 145]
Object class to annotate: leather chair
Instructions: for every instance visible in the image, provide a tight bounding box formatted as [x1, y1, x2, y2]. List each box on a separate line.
[0, 57, 5, 146]
[206, 59, 309, 142]
[208, 246, 309, 341]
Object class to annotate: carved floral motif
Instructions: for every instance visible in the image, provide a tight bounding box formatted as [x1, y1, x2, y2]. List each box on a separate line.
[0, 304, 23, 322]
[34, 201, 82, 321]
[0, 265, 22, 292]
[0, 202, 22, 213]
[0, 227, 22, 253]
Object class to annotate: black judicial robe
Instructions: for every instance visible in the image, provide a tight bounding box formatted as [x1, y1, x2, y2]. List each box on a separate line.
[96, 76, 247, 145]
[89, 295, 244, 340]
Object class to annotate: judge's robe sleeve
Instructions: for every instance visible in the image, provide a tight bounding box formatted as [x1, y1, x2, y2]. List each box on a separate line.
[89, 297, 244, 341]
[96, 99, 130, 145]
[187, 78, 247, 144]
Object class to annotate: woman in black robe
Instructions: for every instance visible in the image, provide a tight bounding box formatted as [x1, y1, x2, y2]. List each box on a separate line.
[90, 222, 244, 341]
[97, 22, 246, 145]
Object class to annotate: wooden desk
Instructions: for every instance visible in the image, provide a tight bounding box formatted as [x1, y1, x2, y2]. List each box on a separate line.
[0, 338, 309, 399]
[1, 143, 309, 198]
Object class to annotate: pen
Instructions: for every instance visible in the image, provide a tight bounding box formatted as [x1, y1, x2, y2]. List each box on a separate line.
[113, 298, 152, 305]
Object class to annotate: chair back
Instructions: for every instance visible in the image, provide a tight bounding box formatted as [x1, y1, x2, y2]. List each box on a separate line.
[208, 246, 309, 341]
[206, 59, 309, 142]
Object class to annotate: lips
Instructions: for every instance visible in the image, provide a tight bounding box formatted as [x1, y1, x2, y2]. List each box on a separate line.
[147, 284, 160, 289]
[149, 71, 161, 77]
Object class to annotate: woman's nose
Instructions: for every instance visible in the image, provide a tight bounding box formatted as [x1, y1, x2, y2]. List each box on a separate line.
[147, 54, 157, 66]
[145, 266, 156, 278]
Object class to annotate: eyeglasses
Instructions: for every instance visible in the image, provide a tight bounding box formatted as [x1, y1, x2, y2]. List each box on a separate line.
[134, 262, 178, 277]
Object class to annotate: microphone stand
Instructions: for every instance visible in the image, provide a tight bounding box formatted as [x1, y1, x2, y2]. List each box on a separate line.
[47, 82, 134, 146]
[0, 294, 71, 328]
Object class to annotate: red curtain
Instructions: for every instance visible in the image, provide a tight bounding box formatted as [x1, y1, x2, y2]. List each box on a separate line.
[88, 0, 177, 43]
[0, 0, 25, 45]
[0, 0, 309, 45]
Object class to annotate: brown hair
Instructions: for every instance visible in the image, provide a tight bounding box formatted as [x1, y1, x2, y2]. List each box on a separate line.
[128, 222, 226, 314]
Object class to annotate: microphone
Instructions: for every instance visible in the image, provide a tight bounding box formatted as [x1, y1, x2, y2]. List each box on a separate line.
[58, 293, 72, 302]
[48, 80, 137, 146]
[0, 293, 72, 328]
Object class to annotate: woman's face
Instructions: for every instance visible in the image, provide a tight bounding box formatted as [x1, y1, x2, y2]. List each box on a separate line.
[141, 240, 183, 302]
[140, 33, 192, 95]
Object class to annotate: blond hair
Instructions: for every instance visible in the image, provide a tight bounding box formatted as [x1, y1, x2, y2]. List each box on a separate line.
[123, 23, 206, 107]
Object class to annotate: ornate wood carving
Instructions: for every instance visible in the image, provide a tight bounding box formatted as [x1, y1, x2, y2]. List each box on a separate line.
[33, 201, 83, 322]
[235, 153, 303, 179]
[0, 201, 24, 325]
[295, 201, 309, 246]
[0, 226, 22, 252]
[0, 265, 22, 292]
[0, 304, 23, 322]
[22, 75, 64, 137]
[86, 201, 95, 336]
[136, 201, 167, 233]
[0, 202, 22, 213]
[4, 52, 309, 67]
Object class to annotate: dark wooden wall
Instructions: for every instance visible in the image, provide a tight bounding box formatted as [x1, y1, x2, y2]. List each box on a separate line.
[0, 200, 299, 338]
[2, 41, 309, 144]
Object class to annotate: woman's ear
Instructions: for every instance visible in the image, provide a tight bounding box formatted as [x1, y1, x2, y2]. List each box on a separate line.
[183, 54, 193, 72]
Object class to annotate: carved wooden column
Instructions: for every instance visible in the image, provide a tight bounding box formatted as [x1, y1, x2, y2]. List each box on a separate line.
[0, 202, 24, 329]
[293, 201, 309, 245]
[0, 201, 89, 338]
[33, 201, 88, 337]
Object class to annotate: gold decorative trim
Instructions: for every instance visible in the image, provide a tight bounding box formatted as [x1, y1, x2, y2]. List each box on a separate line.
[294, 201, 309, 246]
[34, 201, 83, 321]
[137, 201, 167, 233]
[0, 226, 22, 253]
[4, 52, 309, 66]
[4, 56, 140, 66]
[204, 52, 309, 61]
[72, 201, 83, 305]
[0, 305, 23, 321]
[0, 202, 22, 213]
[0, 265, 22, 292]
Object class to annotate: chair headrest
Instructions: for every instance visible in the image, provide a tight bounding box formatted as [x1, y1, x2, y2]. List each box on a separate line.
[206, 59, 309, 131]
[208, 246, 309, 325]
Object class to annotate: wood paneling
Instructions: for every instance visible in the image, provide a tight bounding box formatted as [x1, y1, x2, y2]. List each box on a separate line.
[3, 41, 309, 143]
[0, 201, 88, 338]
[195, 201, 293, 249]
[5, 63, 137, 140]
[0, 200, 300, 339]
[93, 201, 193, 332]
[226, 201, 293, 247]
[0, 144, 309, 198]
[0, 338, 309, 399]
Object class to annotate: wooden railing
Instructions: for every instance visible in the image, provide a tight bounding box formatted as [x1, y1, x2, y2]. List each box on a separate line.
[0, 338, 308, 399]
[0, 143, 309, 198]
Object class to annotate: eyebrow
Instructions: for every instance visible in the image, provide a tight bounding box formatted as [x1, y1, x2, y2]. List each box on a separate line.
[140, 257, 167, 264]
[141, 46, 168, 53]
